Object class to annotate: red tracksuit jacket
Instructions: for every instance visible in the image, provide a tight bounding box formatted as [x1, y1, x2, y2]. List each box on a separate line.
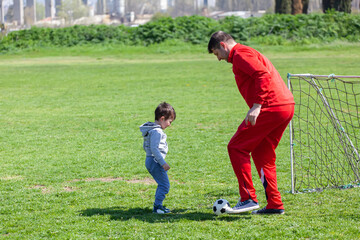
[228, 43, 295, 108]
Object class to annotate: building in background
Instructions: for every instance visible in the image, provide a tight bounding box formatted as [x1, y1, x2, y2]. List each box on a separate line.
[1, 0, 360, 29]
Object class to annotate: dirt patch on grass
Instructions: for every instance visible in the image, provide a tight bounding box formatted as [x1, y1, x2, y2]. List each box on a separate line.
[70, 177, 124, 182]
[63, 186, 76, 192]
[29, 185, 51, 193]
[126, 177, 156, 185]
[69, 177, 156, 185]
[1, 175, 24, 180]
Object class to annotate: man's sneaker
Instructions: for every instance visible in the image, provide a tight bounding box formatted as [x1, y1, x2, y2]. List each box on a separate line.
[252, 207, 285, 215]
[153, 205, 171, 214]
[229, 199, 259, 214]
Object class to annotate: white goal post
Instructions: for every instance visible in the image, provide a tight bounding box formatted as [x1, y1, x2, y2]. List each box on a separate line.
[287, 73, 360, 194]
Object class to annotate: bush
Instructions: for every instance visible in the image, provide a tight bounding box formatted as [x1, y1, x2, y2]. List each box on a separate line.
[0, 12, 359, 53]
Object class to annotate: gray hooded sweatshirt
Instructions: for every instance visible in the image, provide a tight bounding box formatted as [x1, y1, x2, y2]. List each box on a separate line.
[139, 122, 168, 166]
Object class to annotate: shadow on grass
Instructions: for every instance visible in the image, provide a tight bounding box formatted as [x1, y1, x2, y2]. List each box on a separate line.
[79, 207, 251, 222]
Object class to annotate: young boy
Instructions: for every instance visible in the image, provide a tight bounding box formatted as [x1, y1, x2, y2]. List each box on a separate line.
[139, 102, 176, 214]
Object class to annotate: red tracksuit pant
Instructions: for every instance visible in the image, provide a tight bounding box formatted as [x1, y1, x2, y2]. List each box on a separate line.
[227, 104, 294, 209]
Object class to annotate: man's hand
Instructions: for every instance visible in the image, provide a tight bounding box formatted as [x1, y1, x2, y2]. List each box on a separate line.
[162, 163, 170, 171]
[245, 103, 262, 126]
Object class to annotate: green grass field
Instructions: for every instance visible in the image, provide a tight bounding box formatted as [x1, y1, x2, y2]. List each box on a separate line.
[1, 42, 360, 239]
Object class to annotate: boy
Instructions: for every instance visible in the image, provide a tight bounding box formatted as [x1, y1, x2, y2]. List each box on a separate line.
[139, 102, 176, 214]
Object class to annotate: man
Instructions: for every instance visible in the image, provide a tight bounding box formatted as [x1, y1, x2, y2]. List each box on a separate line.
[208, 31, 295, 214]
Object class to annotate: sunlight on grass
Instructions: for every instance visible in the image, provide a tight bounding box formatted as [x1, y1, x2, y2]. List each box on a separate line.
[0, 44, 359, 239]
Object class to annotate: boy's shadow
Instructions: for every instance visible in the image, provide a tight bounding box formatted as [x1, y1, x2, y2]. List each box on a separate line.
[79, 207, 250, 223]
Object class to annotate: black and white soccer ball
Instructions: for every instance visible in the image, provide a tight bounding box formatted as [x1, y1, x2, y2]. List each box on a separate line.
[213, 199, 230, 216]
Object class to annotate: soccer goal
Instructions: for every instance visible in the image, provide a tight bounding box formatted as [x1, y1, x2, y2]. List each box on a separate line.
[287, 73, 360, 193]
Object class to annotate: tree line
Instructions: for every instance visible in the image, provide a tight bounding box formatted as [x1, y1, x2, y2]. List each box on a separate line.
[1, 11, 359, 53]
[275, 0, 352, 14]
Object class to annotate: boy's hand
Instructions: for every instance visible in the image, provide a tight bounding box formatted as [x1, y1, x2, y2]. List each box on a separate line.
[162, 163, 170, 171]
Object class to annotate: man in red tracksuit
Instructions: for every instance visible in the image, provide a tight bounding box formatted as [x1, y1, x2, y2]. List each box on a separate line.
[208, 31, 295, 214]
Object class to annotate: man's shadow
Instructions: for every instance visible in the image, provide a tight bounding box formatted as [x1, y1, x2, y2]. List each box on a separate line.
[79, 207, 251, 223]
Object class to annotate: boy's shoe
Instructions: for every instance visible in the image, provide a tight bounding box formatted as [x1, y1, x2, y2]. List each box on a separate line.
[252, 207, 285, 215]
[153, 205, 171, 214]
[229, 199, 259, 214]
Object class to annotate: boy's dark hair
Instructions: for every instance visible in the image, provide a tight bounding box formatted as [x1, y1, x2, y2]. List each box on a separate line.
[155, 102, 176, 121]
[208, 31, 234, 53]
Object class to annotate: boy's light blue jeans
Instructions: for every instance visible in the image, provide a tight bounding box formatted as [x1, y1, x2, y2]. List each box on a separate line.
[145, 156, 170, 206]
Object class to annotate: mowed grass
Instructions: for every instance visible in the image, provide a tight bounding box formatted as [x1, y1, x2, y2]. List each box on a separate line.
[1, 42, 360, 239]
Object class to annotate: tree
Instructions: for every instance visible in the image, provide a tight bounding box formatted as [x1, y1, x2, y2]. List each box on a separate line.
[275, 0, 309, 14]
[126, 0, 159, 15]
[323, 0, 352, 13]
[36, 1, 45, 21]
[216, 0, 252, 11]
[275, 0, 291, 14]
[57, 0, 89, 24]
[292, 0, 303, 14]
[170, 0, 195, 17]
[302, 0, 309, 13]
[338, 0, 352, 12]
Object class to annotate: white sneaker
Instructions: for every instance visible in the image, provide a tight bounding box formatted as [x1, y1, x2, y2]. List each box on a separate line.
[229, 199, 259, 214]
[153, 205, 171, 214]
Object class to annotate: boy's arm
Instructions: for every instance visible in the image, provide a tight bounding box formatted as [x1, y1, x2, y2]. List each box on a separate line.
[149, 130, 167, 167]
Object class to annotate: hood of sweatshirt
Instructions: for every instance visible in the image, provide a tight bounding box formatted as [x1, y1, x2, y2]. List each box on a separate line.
[139, 122, 161, 137]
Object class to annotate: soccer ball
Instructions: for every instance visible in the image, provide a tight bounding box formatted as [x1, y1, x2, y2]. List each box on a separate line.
[213, 199, 230, 216]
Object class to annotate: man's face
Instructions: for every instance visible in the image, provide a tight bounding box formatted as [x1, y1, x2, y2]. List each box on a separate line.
[212, 42, 230, 62]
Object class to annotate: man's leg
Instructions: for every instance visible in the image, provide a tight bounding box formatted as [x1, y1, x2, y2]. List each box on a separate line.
[228, 104, 294, 212]
[228, 121, 261, 203]
[252, 105, 294, 210]
[252, 136, 284, 210]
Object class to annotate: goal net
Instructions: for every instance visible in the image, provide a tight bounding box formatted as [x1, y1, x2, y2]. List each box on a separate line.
[287, 74, 360, 193]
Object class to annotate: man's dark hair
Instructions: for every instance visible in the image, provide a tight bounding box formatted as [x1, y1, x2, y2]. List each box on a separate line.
[207, 31, 234, 53]
[155, 102, 176, 121]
